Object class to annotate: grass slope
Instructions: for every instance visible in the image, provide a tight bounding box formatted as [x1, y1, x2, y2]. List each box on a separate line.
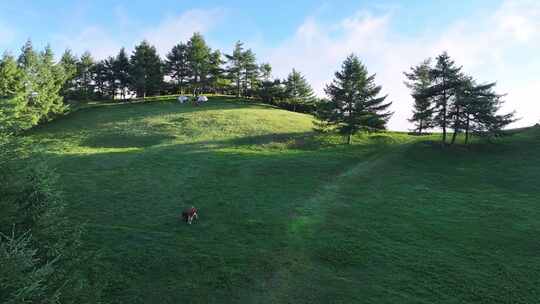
[23, 96, 540, 303]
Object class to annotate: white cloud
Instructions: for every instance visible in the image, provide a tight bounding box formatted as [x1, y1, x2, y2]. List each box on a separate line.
[262, 0, 540, 130]
[141, 8, 225, 55]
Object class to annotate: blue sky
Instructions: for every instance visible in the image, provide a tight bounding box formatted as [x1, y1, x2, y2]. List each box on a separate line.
[0, 0, 538, 130]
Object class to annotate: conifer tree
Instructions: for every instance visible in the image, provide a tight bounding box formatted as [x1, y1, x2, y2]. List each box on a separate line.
[165, 42, 190, 94]
[284, 69, 315, 112]
[114, 48, 130, 100]
[317, 54, 393, 144]
[260, 63, 272, 82]
[129, 40, 163, 97]
[404, 59, 435, 134]
[243, 49, 258, 96]
[0, 53, 26, 134]
[77, 51, 95, 100]
[186, 33, 211, 95]
[207, 50, 225, 93]
[226, 41, 245, 97]
[460, 80, 515, 144]
[421, 52, 462, 143]
[59, 49, 79, 100]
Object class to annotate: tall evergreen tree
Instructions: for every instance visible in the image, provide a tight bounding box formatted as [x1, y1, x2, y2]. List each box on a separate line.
[0, 53, 26, 134]
[114, 48, 130, 100]
[317, 54, 393, 144]
[165, 42, 190, 94]
[207, 50, 225, 93]
[404, 59, 435, 134]
[242, 49, 258, 96]
[37, 45, 66, 120]
[226, 41, 244, 97]
[284, 69, 315, 112]
[104, 56, 118, 99]
[77, 52, 95, 100]
[129, 40, 163, 98]
[421, 52, 462, 143]
[16, 43, 66, 126]
[460, 80, 515, 144]
[59, 49, 79, 101]
[260, 63, 272, 82]
[186, 33, 211, 95]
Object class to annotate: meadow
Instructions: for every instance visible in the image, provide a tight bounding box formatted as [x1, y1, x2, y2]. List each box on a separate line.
[22, 96, 540, 303]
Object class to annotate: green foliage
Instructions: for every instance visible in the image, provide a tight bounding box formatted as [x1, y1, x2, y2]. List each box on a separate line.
[0, 41, 66, 135]
[0, 144, 102, 303]
[404, 59, 435, 134]
[407, 52, 515, 144]
[283, 68, 316, 112]
[187, 33, 212, 95]
[318, 54, 392, 144]
[165, 42, 190, 94]
[226, 41, 245, 97]
[76, 51, 96, 100]
[129, 40, 164, 97]
[59, 49, 79, 100]
[0, 53, 27, 134]
[225, 41, 261, 97]
[114, 48, 131, 100]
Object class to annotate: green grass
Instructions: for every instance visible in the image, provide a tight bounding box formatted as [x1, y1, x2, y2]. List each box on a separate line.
[22, 96, 540, 303]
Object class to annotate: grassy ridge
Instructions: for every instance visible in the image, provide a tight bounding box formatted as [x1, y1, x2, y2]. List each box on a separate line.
[23, 96, 540, 303]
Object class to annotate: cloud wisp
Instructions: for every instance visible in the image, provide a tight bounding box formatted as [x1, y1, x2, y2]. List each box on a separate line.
[262, 0, 540, 130]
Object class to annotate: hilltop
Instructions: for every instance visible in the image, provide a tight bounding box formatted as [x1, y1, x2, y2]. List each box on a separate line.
[21, 96, 540, 303]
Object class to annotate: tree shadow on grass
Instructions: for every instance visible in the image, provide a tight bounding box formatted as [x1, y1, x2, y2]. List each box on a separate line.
[81, 133, 176, 149]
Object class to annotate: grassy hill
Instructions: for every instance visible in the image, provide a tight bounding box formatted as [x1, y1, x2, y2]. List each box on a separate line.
[22, 96, 540, 303]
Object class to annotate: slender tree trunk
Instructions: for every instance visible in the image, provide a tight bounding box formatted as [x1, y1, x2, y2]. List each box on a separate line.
[236, 73, 241, 97]
[347, 133, 352, 145]
[465, 116, 470, 145]
[419, 120, 423, 135]
[441, 75, 447, 144]
[451, 105, 462, 145]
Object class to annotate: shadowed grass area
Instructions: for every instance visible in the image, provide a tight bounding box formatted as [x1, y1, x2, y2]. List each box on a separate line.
[20, 96, 540, 303]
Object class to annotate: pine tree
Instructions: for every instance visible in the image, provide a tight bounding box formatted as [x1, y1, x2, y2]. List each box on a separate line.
[59, 49, 79, 100]
[318, 54, 393, 144]
[404, 59, 435, 134]
[37, 45, 66, 120]
[226, 41, 244, 97]
[129, 40, 163, 98]
[186, 33, 211, 95]
[103, 56, 118, 99]
[284, 69, 315, 112]
[165, 43, 190, 94]
[422, 52, 462, 143]
[461, 80, 515, 144]
[114, 48, 130, 100]
[207, 50, 224, 93]
[0, 53, 26, 134]
[77, 52, 95, 100]
[243, 49, 258, 96]
[259, 63, 272, 82]
[16, 43, 66, 127]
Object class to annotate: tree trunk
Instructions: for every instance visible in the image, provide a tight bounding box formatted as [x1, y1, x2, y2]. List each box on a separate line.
[465, 116, 470, 145]
[418, 120, 423, 135]
[347, 133, 352, 145]
[236, 75, 241, 97]
[451, 106, 461, 145]
[442, 76, 447, 144]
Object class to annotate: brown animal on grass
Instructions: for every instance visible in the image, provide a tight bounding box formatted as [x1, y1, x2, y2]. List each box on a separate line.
[182, 206, 198, 224]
